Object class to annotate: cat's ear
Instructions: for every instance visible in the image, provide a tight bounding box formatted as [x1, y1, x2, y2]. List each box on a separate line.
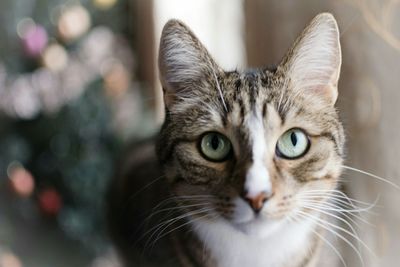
[158, 19, 220, 108]
[280, 13, 341, 105]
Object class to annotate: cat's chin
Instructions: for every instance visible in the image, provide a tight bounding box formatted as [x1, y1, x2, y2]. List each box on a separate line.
[230, 216, 285, 239]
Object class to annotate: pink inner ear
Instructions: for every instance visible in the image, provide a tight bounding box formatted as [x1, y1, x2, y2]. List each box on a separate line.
[277, 14, 341, 106]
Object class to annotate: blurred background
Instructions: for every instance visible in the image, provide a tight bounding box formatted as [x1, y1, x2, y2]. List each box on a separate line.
[0, 0, 399, 266]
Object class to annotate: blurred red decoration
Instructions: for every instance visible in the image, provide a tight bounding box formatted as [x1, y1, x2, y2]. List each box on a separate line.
[21, 24, 48, 57]
[8, 165, 35, 198]
[38, 188, 62, 216]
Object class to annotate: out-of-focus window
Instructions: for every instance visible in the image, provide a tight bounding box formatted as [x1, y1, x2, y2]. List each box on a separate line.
[151, 0, 246, 120]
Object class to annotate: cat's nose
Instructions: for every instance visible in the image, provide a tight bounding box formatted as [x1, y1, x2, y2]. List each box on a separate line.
[243, 191, 271, 213]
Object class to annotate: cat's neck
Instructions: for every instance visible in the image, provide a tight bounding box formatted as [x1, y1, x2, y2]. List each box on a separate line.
[190, 217, 319, 267]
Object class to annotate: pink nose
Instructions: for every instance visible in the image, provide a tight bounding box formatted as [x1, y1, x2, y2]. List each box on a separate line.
[244, 191, 269, 212]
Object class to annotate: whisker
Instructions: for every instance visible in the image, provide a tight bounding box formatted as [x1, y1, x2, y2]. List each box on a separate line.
[303, 203, 362, 230]
[295, 211, 366, 267]
[304, 203, 368, 260]
[297, 210, 375, 260]
[150, 195, 215, 212]
[145, 207, 214, 251]
[299, 194, 366, 209]
[128, 175, 166, 201]
[299, 189, 376, 206]
[304, 201, 373, 227]
[342, 165, 400, 190]
[141, 195, 217, 230]
[143, 202, 214, 227]
[298, 196, 378, 212]
[142, 205, 212, 240]
[299, 190, 381, 214]
[289, 212, 348, 267]
[312, 228, 348, 267]
[144, 207, 212, 240]
[302, 204, 364, 255]
[212, 69, 228, 112]
[301, 200, 377, 215]
[149, 211, 216, 250]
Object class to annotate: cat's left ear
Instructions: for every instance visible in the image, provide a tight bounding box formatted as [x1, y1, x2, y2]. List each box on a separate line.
[280, 13, 341, 105]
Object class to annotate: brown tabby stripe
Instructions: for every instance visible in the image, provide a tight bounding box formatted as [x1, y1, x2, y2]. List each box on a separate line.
[312, 132, 342, 157]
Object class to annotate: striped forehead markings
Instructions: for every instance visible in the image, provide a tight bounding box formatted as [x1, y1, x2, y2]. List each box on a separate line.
[243, 71, 260, 109]
[262, 102, 268, 118]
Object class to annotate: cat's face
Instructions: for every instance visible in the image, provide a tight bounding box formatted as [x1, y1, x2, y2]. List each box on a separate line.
[157, 14, 344, 237]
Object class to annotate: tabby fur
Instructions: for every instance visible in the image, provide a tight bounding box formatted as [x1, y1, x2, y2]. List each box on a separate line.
[108, 13, 345, 267]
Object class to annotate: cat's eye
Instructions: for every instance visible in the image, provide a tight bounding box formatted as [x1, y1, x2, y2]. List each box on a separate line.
[200, 132, 232, 162]
[276, 128, 310, 159]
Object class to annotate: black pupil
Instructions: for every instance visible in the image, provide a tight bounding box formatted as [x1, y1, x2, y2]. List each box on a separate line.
[290, 132, 297, 146]
[211, 135, 220, 150]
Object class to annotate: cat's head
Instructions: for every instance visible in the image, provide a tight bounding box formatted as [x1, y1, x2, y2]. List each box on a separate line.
[156, 13, 344, 237]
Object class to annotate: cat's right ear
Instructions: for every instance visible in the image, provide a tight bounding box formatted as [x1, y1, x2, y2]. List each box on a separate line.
[158, 19, 219, 108]
[279, 13, 342, 106]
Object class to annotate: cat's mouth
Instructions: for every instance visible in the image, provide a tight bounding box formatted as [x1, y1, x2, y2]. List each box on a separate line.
[230, 215, 284, 238]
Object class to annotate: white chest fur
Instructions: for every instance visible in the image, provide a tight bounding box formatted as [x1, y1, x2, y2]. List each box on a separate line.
[192, 218, 315, 267]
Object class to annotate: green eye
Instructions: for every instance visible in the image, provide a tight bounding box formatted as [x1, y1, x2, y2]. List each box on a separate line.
[200, 132, 232, 162]
[276, 128, 310, 159]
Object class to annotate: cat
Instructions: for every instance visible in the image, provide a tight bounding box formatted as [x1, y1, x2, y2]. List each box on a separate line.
[107, 12, 345, 267]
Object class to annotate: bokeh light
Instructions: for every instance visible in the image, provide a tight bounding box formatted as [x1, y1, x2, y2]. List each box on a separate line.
[58, 4, 91, 42]
[0, 251, 22, 267]
[42, 43, 68, 72]
[38, 188, 62, 216]
[8, 162, 35, 198]
[93, 0, 118, 10]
